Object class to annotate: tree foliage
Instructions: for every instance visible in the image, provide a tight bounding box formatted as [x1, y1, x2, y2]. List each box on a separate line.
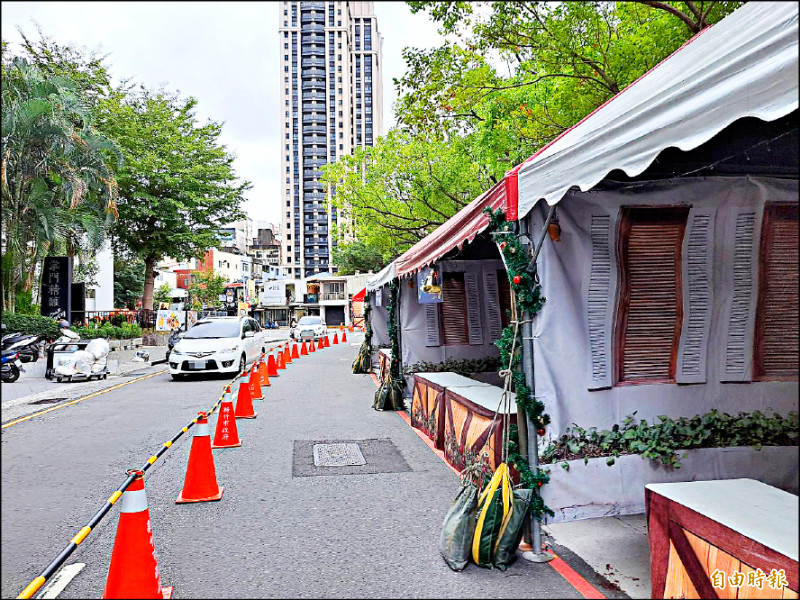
[187, 268, 227, 310]
[331, 240, 387, 275]
[97, 86, 250, 311]
[114, 252, 145, 309]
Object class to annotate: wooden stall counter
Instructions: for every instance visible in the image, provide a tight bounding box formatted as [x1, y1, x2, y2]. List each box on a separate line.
[646, 478, 798, 599]
[410, 372, 489, 450]
[443, 384, 517, 475]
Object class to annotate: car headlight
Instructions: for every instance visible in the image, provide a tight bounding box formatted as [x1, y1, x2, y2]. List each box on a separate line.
[220, 345, 239, 354]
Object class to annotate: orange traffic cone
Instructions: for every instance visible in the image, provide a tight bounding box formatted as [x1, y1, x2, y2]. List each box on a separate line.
[342, 330, 347, 342]
[284, 344, 292, 364]
[317, 337, 324, 350]
[349, 325, 354, 332]
[308, 339, 316, 352]
[324, 335, 331, 348]
[103, 469, 172, 599]
[211, 389, 242, 449]
[267, 352, 279, 376]
[333, 333, 339, 344]
[234, 372, 257, 419]
[300, 341, 308, 355]
[291, 343, 300, 359]
[176, 412, 225, 503]
[276, 349, 286, 370]
[249, 363, 264, 400]
[258, 356, 271, 386]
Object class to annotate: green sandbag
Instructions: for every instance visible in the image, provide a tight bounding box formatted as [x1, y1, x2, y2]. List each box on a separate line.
[440, 482, 478, 571]
[493, 488, 533, 571]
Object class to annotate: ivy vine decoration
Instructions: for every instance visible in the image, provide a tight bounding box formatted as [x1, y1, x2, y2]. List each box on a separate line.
[484, 206, 553, 520]
[352, 292, 373, 374]
[373, 279, 405, 411]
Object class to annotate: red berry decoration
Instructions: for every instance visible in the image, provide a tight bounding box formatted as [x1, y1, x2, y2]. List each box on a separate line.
[512, 275, 522, 284]
[499, 242, 507, 250]
[537, 427, 546, 436]
[537, 481, 543, 487]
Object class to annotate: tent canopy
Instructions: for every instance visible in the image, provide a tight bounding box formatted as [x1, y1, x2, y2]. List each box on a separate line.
[394, 180, 507, 277]
[352, 287, 366, 303]
[366, 261, 396, 292]
[510, 1, 798, 219]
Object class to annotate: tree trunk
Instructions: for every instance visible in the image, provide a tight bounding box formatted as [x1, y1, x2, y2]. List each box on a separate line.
[141, 256, 157, 312]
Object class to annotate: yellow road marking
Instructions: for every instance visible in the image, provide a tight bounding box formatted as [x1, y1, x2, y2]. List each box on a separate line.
[1, 370, 167, 429]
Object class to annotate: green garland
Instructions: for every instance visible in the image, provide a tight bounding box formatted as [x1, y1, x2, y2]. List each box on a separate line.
[352, 294, 373, 373]
[373, 279, 405, 411]
[485, 206, 554, 520]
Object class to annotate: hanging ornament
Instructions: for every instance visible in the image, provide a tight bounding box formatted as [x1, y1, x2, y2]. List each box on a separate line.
[512, 275, 522, 284]
[499, 242, 507, 250]
[509, 246, 516, 254]
[537, 427, 546, 436]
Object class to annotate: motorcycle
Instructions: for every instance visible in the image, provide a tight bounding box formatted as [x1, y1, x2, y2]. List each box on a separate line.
[166, 327, 184, 362]
[1, 331, 46, 363]
[1, 350, 24, 383]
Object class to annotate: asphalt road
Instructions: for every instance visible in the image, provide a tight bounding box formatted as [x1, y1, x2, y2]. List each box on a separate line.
[1, 334, 618, 599]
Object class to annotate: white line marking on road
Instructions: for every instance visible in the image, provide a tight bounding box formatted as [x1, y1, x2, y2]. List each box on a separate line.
[37, 563, 85, 599]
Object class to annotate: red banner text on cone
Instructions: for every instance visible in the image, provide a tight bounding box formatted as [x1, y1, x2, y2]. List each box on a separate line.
[104, 470, 172, 599]
[259, 359, 271, 386]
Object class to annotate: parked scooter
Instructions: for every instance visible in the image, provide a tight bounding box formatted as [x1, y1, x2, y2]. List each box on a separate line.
[166, 326, 184, 362]
[1, 349, 24, 383]
[0, 324, 46, 363]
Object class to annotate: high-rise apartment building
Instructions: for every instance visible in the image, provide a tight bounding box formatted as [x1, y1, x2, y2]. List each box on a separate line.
[278, 1, 383, 278]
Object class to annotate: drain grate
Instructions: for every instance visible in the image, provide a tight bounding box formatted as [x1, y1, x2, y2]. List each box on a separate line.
[29, 397, 67, 405]
[313, 443, 366, 467]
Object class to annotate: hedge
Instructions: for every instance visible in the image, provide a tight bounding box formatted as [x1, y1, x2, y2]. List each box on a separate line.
[73, 322, 142, 340]
[1, 313, 61, 339]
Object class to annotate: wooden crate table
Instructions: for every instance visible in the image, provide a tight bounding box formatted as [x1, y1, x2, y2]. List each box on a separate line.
[443, 384, 517, 474]
[646, 479, 798, 599]
[410, 373, 488, 450]
[377, 349, 392, 383]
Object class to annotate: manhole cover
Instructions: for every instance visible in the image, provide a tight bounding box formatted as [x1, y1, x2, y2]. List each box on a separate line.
[313, 443, 366, 467]
[29, 397, 67, 405]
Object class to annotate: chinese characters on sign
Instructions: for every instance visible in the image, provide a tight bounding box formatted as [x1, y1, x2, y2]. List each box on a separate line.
[40, 257, 72, 320]
[711, 568, 788, 590]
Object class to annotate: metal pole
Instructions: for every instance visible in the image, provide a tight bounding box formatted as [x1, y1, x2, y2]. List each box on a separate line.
[520, 204, 556, 563]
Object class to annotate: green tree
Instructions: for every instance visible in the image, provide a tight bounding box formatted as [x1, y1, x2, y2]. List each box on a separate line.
[97, 86, 250, 311]
[154, 282, 173, 307]
[1, 54, 120, 312]
[331, 240, 387, 275]
[114, 253, 145, 309]
[187, 268, 227, 310]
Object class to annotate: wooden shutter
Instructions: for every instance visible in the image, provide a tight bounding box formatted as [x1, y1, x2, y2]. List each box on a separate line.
[425, 303, 440, 347]
[723, 210, 758, 381]
[588, 214, 616, 389]
[440, 272, 468, 345]
[616, 208, 688, 384]
[483, 269, 504, 340]
[676, 209, 716, 384]
[464, 271, 483, 345]
[755, 204, 799, 379]
[497, 270, 512, 329]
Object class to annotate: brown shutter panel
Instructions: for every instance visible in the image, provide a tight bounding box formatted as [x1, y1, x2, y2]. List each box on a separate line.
[464, 271, 484, 345]
[755, 205, 799, 379]
[497, 270, 512, 329]
[617, 208, 688, 383]
[441, 272, 469, 345]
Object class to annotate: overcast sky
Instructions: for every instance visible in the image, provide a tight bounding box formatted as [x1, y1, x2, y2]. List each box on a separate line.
[1, 1, 446, 229]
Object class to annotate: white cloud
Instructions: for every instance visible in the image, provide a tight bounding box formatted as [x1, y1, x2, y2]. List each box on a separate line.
[1, 1, 446, 226]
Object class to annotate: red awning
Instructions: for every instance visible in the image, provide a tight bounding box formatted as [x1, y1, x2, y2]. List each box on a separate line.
[351, 287, 366, 302]
[394, 180, 507, 277]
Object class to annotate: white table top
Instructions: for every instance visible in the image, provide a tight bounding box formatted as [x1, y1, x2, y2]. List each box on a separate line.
[447, 384, 518, 414]
[413, 372, 487, 389]
[646, 478, 799, 561]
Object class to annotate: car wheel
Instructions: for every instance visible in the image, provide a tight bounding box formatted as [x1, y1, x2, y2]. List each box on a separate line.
[171, 374, 184, 381]
[239, 354, 246, 374]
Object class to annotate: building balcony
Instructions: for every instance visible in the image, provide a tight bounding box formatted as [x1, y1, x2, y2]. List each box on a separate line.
[302, 192, 327, 201]
[301, 68, 326, 79]
[302, 35, 325, 45]
[302, 80, 325, 91]
[301, 23, 325, 33]
[303, 158, 327, 167]
[302, 91, 325, 100]
[302, 136, 326, 145]
[302, 102, 327, 112]
[302, 125, 326, 135]
[303, 146, 327, 156]
[320, 292, 345, 301]
[300, 2, 325, 13]
[302, 113, 327, 124]
[301, 47, 325, 57]
[303, 168, 321, 178]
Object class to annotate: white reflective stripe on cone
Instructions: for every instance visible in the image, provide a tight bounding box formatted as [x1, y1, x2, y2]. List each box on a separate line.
[194, 422, 209, 437]
[120, 488, 148, 513]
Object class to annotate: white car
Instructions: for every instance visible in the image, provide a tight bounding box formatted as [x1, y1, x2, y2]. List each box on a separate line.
[294, 315, 327, 340]
[168, 316, 266, 380]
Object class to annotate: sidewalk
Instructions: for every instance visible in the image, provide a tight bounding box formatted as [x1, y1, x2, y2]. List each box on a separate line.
[57, 334, 628, 599]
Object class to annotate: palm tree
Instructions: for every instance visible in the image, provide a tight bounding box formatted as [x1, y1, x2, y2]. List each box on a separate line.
[1, 56, 120, 312]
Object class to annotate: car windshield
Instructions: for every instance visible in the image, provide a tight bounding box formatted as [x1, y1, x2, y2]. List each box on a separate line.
[183, 320, 240, 339]
[298, 316, 321, 326]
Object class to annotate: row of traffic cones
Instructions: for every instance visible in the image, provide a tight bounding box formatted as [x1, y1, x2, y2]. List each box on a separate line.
[102, 335, 346, 598]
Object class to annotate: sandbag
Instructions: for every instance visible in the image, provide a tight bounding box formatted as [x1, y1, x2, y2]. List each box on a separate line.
[440, 481, 478, 571]
[494, 488, 533, 571]
[85, 338, 110, 360]
[472, 463, 513, 568]
[73, 350, 94, 374]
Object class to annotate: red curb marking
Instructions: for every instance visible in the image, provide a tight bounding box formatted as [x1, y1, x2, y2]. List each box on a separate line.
[372, 370, 606, 599]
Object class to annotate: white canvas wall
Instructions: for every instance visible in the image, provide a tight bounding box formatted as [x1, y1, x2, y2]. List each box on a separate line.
[526, 176, 799, 440]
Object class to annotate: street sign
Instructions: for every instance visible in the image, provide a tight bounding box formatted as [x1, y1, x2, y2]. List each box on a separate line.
[40, 257, 72, 321]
